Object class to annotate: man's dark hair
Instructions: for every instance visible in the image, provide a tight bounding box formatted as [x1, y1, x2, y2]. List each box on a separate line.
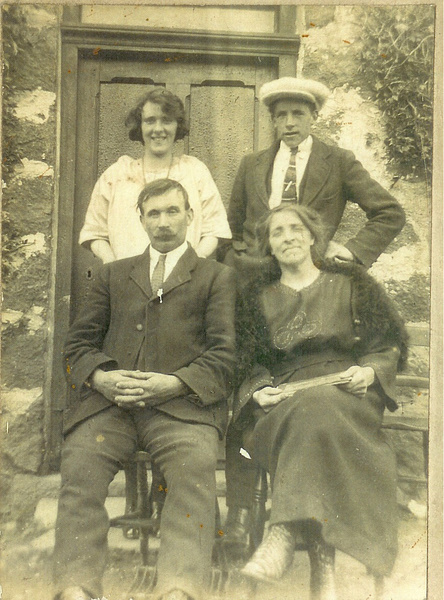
[125, 88, 189, 144]
[137, 178, 190, 215]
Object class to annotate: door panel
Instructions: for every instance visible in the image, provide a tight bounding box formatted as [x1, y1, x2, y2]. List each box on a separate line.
[98, 83, 158, 173]
[71, 51, 276, 319]
[189, 84, 255, 203]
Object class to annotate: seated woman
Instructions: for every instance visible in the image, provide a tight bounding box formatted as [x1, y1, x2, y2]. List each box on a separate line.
[233, 205, 407, 599]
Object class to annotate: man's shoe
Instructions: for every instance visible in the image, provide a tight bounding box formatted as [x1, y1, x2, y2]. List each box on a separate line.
[54, 587, 91, 600]
[223, 506, 251, 546]
[241, 522, 296, 583]
[220, 506, 251, 565]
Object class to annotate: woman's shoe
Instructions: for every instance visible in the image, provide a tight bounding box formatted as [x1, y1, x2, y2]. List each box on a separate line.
[240, 522, 296, 583]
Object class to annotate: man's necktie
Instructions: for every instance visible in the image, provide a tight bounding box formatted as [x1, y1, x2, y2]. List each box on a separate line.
[281, 147, 298, 203]
[151, 254, 167, 296]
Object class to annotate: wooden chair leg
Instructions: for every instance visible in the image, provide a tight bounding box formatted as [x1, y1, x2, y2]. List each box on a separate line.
[137, 457, 150, 566]
[123, 460, 139, 539]
[249, 467, 268, 553]
[308, 543, 336, 600]
[115, 453, 158, 595]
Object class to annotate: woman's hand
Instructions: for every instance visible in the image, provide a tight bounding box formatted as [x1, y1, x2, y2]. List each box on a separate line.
[337, 366, 375, 398]
[252, 386, 288, 412]
[195, 236, 218, 258]
[90, 239, 116, 264]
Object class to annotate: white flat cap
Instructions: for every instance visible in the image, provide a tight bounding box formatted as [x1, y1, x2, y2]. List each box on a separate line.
[259, 77, 330, 111]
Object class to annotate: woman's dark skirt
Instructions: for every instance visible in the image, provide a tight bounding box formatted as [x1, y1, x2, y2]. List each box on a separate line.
[253, 358, 398, 576]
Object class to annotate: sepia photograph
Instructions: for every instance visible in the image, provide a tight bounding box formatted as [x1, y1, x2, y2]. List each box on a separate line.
[1, 2, 442, 600]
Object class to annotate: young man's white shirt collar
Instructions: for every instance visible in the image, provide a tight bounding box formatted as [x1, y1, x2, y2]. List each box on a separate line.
[149, 240, 189, 282]
[269, 135, 313, 210]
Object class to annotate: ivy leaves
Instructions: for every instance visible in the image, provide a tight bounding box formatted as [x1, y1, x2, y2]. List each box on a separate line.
[357, 6, 434, 180]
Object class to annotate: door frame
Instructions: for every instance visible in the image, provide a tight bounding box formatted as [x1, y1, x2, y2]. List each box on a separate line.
[43, 6, 300, 471]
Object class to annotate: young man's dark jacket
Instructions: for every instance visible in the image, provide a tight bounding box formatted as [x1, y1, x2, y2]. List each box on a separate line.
[227, 137, 405, 268]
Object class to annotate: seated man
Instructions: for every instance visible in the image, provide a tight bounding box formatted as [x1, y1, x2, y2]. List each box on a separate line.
[53, 178, 236, 600]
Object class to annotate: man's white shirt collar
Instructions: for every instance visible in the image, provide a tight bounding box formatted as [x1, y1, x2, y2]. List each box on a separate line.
[149, 240, 189, 281]
[280, 134, 313, 157]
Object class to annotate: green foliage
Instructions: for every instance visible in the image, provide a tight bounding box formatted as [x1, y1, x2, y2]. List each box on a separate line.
[358, 6, 434, 179]
[2, 5, 32, 279]
[2, 5, 30, 175]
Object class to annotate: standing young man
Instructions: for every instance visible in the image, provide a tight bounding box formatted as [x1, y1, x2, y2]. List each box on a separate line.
[225, 77, 405, 269]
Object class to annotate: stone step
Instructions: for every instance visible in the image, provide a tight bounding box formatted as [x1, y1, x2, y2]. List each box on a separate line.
[30, 496, 153, 556]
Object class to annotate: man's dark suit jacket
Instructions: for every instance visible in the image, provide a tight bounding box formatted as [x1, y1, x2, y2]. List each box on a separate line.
[64, 245, 236, 437]
[227, 137, 405, 267]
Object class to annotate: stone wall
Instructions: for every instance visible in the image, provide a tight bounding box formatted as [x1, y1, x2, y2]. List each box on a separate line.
[1, 4, 61, 522]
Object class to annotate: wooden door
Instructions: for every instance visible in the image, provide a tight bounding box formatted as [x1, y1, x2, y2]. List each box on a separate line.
[71, 50, 276, 316]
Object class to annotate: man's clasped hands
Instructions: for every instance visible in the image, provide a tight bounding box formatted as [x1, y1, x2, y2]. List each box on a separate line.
[91, 369, 187, 408]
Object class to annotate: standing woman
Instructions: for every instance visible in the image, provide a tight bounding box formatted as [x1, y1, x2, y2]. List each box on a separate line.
[234, 205, 407, 599]
[79, 88, 231, 262]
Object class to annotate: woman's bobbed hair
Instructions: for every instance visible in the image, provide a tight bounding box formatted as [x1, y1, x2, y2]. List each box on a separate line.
[125, 88, 189, 144]
[255, 204, 327, 266]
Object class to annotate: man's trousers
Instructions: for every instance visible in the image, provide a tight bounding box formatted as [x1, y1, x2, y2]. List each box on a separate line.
[53, 405, 218, 600]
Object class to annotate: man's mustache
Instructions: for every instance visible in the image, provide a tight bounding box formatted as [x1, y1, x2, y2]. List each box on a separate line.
[154, 228, 174, 238]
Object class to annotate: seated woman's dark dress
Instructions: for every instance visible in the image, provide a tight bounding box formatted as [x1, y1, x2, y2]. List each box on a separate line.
[234, 262, 407, 577]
